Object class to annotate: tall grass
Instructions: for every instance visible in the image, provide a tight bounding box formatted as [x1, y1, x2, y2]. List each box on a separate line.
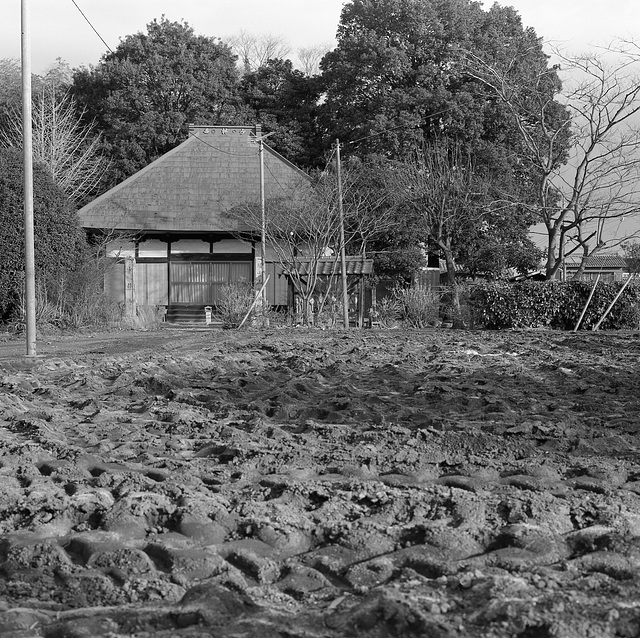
[391, 285, 441, 328]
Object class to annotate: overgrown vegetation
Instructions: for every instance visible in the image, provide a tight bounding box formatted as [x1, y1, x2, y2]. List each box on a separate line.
[215, 281, 256, 329]
[3, 5, 640, 335]
[0, 146, 138, 334]
[389, 285, 440, 329]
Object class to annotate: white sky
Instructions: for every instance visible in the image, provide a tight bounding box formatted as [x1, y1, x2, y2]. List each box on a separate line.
[1, 1, 637, 244]
[505, 0, 637, 52]
[1, 1, 637, 74]
[0, 0, 346, 73]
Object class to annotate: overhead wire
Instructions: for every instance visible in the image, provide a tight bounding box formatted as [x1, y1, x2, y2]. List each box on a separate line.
[346, 104, 465, 146]
[70, 0, 114, 54]
[265, 162, 299, 197]
[194, 133, 260, 157]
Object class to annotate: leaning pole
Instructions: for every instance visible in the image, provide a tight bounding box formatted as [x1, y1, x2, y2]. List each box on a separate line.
[21, 0, 37, 356]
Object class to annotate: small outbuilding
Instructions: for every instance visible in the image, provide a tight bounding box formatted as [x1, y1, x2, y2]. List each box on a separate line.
[284, 256, 375, 327]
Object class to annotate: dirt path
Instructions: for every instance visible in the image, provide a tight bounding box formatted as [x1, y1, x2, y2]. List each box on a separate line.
[1, 327, 639, 637]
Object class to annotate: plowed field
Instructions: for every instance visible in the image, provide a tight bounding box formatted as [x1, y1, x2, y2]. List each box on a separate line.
[0, 327, 639, 637]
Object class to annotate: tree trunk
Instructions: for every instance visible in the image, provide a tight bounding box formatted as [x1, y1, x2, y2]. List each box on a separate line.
[443, 249, 462, 326]
[545, 225, 560, 280]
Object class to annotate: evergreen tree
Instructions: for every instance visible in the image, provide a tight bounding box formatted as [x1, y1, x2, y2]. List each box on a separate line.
[0, 148, 86, 320]
[239, 58, 323, 168]
[318, 0, 564, 280]
[72, 17, 250, 187]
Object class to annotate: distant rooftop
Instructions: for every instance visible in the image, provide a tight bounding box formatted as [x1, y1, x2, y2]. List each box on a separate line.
[565, 254, 629, 269]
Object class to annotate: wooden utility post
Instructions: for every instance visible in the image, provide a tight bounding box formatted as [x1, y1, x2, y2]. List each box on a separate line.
[123, 257, 136, 319]
[257, 130, 274, 315]
[21, 0, 37, 356]
[335, 139, 349, 329]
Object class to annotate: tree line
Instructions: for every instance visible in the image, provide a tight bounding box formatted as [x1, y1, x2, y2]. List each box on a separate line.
[2, 0, 640, 324]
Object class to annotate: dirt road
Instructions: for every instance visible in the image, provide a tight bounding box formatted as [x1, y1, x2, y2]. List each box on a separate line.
[0, 326, 639, 637]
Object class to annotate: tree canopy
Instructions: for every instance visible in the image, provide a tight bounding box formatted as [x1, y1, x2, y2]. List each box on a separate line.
[72, 17, 249, 186]
[320, 1, 563, 166]
[0, 148, 86, 320]
[239, 58, 323, 168]
[317, 0, 561, 280]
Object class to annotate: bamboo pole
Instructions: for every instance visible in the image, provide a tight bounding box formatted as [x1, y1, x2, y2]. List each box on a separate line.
[238, 275, 271, 329]
[257, 131, 274, 313]
[592, 274, 635, 332]
[573, 274, 600, 332]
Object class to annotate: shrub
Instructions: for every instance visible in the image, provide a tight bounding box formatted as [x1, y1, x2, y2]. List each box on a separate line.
[215, 281, 256, 328]
[371, 296, 401, 328]
[556, 281, 640, 330]
[392, 285, 440, 328]
[134, 305, 166, 330]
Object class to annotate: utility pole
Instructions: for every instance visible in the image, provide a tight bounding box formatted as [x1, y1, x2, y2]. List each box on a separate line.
[21, 0, 36, 356]
[257, 130, 274, 317]
[335, 139, 349, 329]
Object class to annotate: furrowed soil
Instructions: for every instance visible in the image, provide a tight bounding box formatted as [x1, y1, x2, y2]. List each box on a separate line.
[0, 326, 639, 638]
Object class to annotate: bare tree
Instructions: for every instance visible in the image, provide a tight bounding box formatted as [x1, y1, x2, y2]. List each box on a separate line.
[296, 43, 332, 76]
[0, 58, 27, 132]
[232, 159, 395, 325]
[227, 31, 291, 72]
[0, 85, 108, 204]
[391, 140, 491, 315]
[465, 41, 640, 280]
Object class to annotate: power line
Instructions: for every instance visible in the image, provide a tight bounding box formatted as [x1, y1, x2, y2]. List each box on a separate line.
[347, 104, 466, 146]
[70, 0, 114, 54]
[265, 162, 299, 197]
[348, 121, 418, 145]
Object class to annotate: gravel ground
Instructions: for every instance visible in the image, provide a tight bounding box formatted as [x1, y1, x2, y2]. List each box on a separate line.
[0, 326, 639, 637]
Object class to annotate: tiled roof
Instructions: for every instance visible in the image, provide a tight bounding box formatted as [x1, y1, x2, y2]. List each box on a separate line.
[78, 125, 309, 233]
[285, 257, 374, 276]
[565, 255, 629, 269]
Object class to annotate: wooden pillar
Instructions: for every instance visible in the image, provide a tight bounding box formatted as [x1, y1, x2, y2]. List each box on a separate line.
[287, 277, 295, 323]
[123, 256, 136, 318]
[358, 276, 365, 328]
[167, 241, 172, 306]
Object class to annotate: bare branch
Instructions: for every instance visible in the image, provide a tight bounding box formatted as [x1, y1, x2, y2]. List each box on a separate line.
[463, 40, 640, 279]
[0, 85, 109, 204]
[295, 43, 332, 76]
[227, 31, 291, 72]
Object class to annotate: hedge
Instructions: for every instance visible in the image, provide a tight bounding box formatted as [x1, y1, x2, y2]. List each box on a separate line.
[468, 280, 640, 330]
